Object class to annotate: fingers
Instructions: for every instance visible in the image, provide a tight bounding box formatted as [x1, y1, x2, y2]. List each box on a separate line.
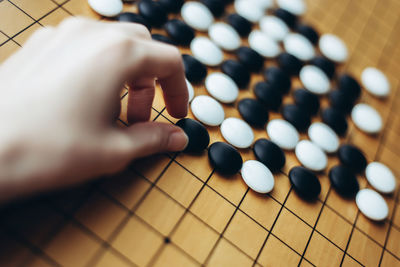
[127, 78, 155, 123]
[111, 122, 188, 160]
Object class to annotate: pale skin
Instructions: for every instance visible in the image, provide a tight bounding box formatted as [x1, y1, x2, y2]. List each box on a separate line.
[0, 18, 189, 202]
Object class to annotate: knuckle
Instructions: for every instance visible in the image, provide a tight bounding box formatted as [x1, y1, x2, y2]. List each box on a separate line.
[133, 24, 151, 39]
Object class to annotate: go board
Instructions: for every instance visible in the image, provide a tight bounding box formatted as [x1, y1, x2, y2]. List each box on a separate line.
[1, 0, 400, 266]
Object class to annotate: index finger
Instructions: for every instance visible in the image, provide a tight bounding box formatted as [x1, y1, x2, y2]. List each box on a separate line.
[125, 39, 188, 119]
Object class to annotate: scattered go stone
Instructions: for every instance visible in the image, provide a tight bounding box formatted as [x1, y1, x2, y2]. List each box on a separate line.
[181, 1, 214, 31]
[253, 138, 286, 172]
[152, 34, 175, 45]
[277, 53, 303, 76]
[190, 95, 225, 126]
[208, 142, 243, 175]
[295, 140, 328, 172]
[289, 166, 321, 201]
[283, 33, 315, 61]
[295, 24, 319, 45]
[241, 160, 275, 193]
[254, 0, 274, 10]
[309, 56, 335, 79]
[351, 103, 383, 134]
[365, 162, 396, 194]
[209, 22, 241, 51]
[205, 72, 239, 104]
[158, 0, 184, 13]
[182, 54, 208, 83]
[116, 12, 151, 31]
[227, 14, 252, 37]
[319, 34, 348, 63]
[221, 60, 251, 88]
[254, 82, 283, 111]
[299, 65, 330, 95]
[293, 89, 320, 116]
[234, 0, 265, 23]
[88, 0, 123, 17]
[236, 46, 264, 73]
[338, 144, 367, 174]
[361, 67, 390, 97]
[248, 30, 281, 58]
[308, 122, 339, 153]
[267, 119, 299, 150]
[274, 8, 297, 28]
[238, 98, 269, 128]
[337, 74, 361, 102]
[276, 0, 306, 16]
[321, 107, 348, 136]
[190, 37, 223, 66]
[220, 117, 254, 149]
[164, 19, 195, 46]
[356, 189, 389, 221]
[282, 104, 311, 132]
[186, 79, 194, 102]
[329, 89, 355, 114]
[263, 67, 291, 94]
[201, 0, 225, 17]
[176, 118, 210, 153]
[259, 15, 289, 41]
[138, 0, 168, 28]
[329, 165, 359, 198]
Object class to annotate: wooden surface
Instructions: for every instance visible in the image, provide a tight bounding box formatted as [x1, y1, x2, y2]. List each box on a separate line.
[1, 0, 400, 266]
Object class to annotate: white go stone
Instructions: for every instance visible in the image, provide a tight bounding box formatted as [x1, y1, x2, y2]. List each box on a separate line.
[254, 0, 274, 10]
[241, 160, 275, 193]
[366, 162, 396, 194]
[221, 117, 254, 149]
[88, 0, 123, 17]
[300, 65, 330, 95]
[308, 122, 339, 153]
[190, 95, 225, 126]
[276, 0, 306, 15]
[295, 140, 327, 172]
[283, 33, 315, 61]
[190, 37, 223, 66]
[319, 34, 348, 63]
[361, 67, 390, 97]
[259, 16, 289, 41]
[205, 73, 239, 104]
[356, 189, 389, 221]
[351, 103, 383, 134]
[267, 119, 299, 150]
[186, 79, 194, 102]
[248, 30, 281, 58]
[234, 0, 265, 23]
[181, 1, 214, 31]
[209, 23, 241, 51]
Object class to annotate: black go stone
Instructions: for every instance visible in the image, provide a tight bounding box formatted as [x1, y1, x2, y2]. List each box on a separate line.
[338, 74, 361, 102]
[310, 57, 335, 79]
[289, 166, 321, 201]
[116, 12, 152, 31]
[293, 89, 320, 116]
[138, 0, 168, 28]
[329, 89, 355, 114]
[264, 67, 291, 94]
[295, 24, 319, 45]
[321, 107, 348, 136]
[221, 60, 251, 88]
[176, 118, 210, 153]
[164, 19, 195, 46]
[237, 98, 269, 128]
[152, 34, 175, 45]
[338, 144, 368, 174]
[329, 165, 360, 198]
[182, 54, 208, 83]
[208, 142, 243, 176]
[282, 104, 311, 132]
[254, 82, 282, 111]
[277, 53, 303, 76]
[274, 8, 297, 28]
[253, 139, 286, 172]
[158, 0, 184, 13]
[236, 47, 264, 73]
[227, 14, 252, 37]
[201, 0, 225, 17]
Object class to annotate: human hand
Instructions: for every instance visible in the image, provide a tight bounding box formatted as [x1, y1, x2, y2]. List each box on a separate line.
[0, 17, 188, 201]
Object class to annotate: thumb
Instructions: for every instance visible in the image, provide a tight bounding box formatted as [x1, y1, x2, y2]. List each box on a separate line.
[115, 121, 188, 159]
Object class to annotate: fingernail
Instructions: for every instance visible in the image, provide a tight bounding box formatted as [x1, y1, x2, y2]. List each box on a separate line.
[167, 129, 188, 151]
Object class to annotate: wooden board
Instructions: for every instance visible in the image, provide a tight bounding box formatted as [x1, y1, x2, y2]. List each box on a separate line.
[1, 0, 400, 266]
